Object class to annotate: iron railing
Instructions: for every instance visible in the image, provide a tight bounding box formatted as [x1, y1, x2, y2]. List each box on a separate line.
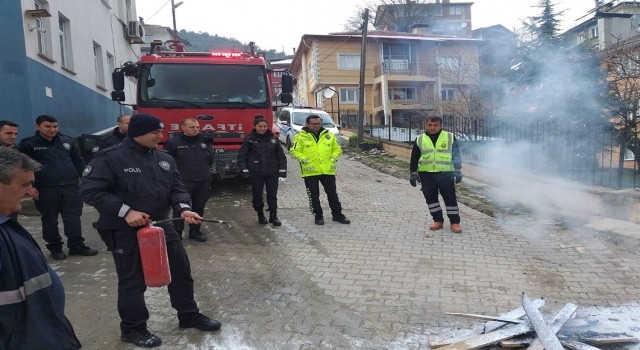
[347, 115, 639, 189]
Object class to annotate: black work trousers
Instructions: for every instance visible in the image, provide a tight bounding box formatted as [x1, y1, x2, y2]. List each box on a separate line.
[303, 175, 343, 219]
[251, 175, 279, 213]
[111, 223, 199, 334]
[419, 171, 460, 224]
[172, 180, 211, 234]
[34, 185, 85, 251]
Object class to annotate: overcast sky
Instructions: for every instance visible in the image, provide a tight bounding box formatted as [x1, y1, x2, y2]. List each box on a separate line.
[135, 0, 596, 53]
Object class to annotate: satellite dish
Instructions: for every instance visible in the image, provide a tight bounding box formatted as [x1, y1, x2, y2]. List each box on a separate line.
[323, 87, 336, 99]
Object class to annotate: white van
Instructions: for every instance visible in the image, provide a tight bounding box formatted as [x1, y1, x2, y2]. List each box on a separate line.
[274, 107, 340, 149]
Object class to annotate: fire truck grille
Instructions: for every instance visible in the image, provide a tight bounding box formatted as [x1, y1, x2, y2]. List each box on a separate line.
[202, 131, 245, 139]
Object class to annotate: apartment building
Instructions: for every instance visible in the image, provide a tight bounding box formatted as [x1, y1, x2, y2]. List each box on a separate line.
[288, 32, 480, 128]
[564, 1, 640, 51]
[1, 0, 143, 138]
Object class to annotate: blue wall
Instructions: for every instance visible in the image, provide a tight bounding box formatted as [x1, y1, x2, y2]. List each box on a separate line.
[0, 1, 126, 142]
[0, 0, 32, 132]
[25, 59, 125, 138]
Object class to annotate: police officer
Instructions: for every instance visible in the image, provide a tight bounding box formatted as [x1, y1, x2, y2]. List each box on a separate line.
[0, 147, 82, 349]
[80, 113, 221, 348]
[93, 114, 131, 153]
[0, 120, 19, 148]
[18, 115, 98, 260]
[290, 114, 350, 225]
[237, 115, 287, 226]
[163, 117, 213, 242]
[409, 116, 463, 233]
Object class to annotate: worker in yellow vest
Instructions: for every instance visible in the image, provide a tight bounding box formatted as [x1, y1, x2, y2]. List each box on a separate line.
[409, 116, 463, 233]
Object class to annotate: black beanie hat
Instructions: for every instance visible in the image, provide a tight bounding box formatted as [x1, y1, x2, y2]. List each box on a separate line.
[128, 113, 164, 138]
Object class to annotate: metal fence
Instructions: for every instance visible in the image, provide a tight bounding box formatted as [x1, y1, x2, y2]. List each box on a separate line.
[356, 115, 639, 189]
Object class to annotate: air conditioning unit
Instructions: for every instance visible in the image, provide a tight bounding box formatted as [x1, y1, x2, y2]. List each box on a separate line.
[127, 20, 145, 44]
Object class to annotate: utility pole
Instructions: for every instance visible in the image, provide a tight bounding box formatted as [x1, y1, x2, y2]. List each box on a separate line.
[171, 0, 184, 41]
[357, 9, 369, 148]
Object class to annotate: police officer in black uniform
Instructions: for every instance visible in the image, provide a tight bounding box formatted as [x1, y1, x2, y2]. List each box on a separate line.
[163, 117, 213, 242]
[80, 113, 221, 348]
[18, 115, 97, 260]
[93, 114, 131, 153]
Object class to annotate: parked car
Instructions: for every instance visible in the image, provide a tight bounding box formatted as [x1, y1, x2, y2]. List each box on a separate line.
[274, 107, 340, 149]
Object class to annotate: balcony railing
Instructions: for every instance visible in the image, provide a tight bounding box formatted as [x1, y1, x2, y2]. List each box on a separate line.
[374, 94, 435, 108]
[374, 62, 439, 78]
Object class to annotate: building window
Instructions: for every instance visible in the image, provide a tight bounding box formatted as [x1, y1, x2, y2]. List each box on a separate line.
[338, 54, 361, 70]
[58, 14, 73, 69]
[388, 87, 416, 101]
[590, 26, 598, 38]
[439, 56, 462, 70]
[576, 33, 585, 44]
[93, 42, 105, 88]
[449, 6, 463, 15]
[340, 88, 359, 103]
[35, 0, 52, 58]
[106, 52, 115, 87]
[441, 88, 455, 101]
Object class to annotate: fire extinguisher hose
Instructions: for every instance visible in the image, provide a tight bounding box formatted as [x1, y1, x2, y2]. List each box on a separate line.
[150, 218, 231, 227]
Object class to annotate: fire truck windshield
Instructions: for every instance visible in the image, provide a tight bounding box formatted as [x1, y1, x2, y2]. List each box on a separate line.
[139, 64, 269, 107]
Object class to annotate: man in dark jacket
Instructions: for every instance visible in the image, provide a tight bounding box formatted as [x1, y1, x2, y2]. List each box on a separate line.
[0, 147, 81, 350]
[80, 113, 221, 348]
[18, 115, 97, 260]
[93, 114, 131, 153]
[163, 118, 213, 242]
[0, 120, 19, 148]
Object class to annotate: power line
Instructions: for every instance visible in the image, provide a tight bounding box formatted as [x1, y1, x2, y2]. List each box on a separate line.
[144, 0, 171, 22]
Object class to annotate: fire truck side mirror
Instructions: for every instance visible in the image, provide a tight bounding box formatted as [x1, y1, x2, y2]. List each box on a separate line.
[281, 75, 294, 94]
[280, 93, 293, 104]
[112, 70, 125, 91]
[111, 90, 126, 102]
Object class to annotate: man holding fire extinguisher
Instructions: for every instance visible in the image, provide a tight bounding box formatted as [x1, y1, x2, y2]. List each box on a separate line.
[80, 113, 221, 348]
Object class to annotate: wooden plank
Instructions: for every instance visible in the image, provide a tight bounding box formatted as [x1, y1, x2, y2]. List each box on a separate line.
[436, 323, 533, 350]
[503, 338, 603, 350]
[484, 298, 545, 333]
[581, 337, 640, 344]
[526, 303, 577, 350]
[562, 339, 604, 350]
[521, 293, 564, 350]
[444, 312, 523, 324]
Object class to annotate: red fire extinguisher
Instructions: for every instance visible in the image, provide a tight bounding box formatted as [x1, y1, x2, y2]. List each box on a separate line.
[137, 222, 171, 287]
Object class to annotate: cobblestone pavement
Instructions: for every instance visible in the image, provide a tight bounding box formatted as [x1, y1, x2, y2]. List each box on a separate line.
[17, 153, 640, 349]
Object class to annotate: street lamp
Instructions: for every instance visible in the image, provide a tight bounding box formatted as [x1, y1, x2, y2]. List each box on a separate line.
[171, 0, 184, 41]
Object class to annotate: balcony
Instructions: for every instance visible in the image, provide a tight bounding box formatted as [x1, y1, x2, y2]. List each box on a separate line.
[374, 94, 435, 110]
[373, 62, 439, 81]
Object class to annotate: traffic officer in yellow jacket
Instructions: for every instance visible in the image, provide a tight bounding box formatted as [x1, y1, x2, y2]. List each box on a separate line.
[409, 116, 463, 233]
[290, 114, 350, 225]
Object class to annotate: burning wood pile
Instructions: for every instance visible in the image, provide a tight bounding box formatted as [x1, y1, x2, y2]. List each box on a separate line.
[430, 293, 638, 349]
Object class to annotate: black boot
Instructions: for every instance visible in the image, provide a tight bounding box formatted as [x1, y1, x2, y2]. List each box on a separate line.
[257, 211, 268, 224]
[269, 211, 281, 226]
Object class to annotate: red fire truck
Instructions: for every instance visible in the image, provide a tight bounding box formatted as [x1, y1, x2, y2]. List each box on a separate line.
[111, 40, 293, 179]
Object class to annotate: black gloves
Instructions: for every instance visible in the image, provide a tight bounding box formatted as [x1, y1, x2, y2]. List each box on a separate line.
[409, 172, 420, 187]
[241, 169, 250, 178]
[453, 170, 462, 184]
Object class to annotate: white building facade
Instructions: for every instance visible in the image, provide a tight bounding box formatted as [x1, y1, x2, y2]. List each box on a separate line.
[1, 0, 144, 139]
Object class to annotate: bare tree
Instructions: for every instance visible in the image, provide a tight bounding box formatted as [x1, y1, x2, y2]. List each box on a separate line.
[343, 0, 438, 33]
[599, 37, 640, 186]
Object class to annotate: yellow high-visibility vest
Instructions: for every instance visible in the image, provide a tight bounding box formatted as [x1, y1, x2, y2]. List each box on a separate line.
[416, 131, 454, 172]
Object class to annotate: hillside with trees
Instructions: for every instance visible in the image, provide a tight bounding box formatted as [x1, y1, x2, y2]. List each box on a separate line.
[177, 29, 287, 60]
